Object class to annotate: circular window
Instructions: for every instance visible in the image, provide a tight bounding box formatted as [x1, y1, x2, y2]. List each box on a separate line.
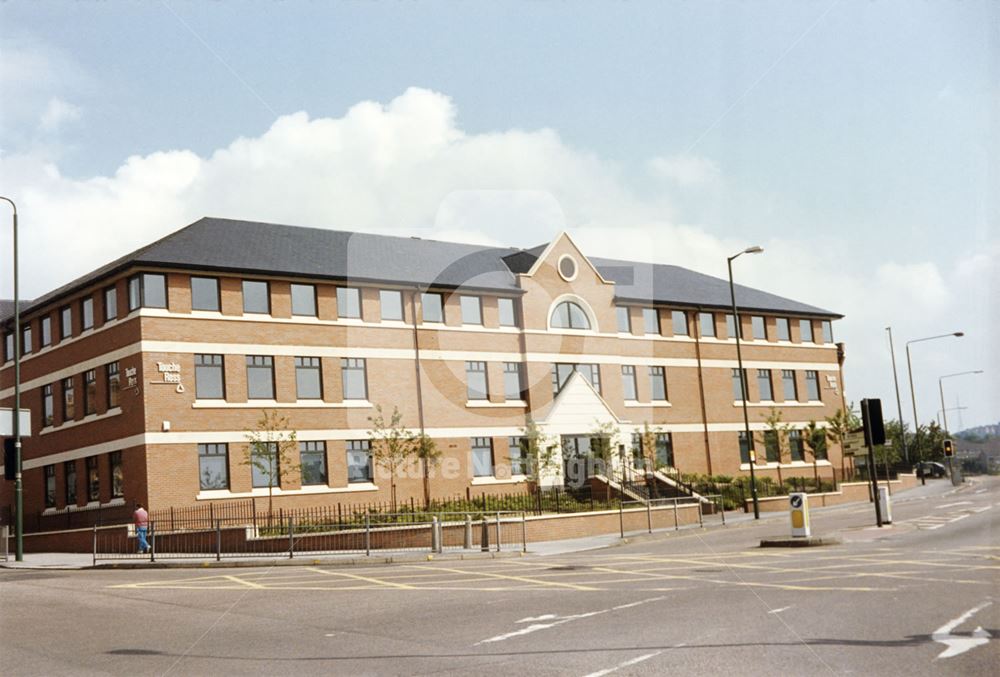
[558, 255, 578, 281]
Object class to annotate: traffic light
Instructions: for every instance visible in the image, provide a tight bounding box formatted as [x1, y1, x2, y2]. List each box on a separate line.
[861, 398, 886, 447]
[943, 439, 954, 457]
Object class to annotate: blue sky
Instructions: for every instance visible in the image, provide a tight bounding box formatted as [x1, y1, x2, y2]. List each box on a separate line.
[0, 0, 995, 430]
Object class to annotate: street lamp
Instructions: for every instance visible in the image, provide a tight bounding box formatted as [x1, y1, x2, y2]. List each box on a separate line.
[885, 327, 908, 462]
[938, 371, 983, 434]
[905, 331, 963, 461]
[728, 245, 763, 519]
[0, 195, 21, 561]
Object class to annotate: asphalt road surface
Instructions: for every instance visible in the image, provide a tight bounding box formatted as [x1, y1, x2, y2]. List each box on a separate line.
[2, 476, 998, 676]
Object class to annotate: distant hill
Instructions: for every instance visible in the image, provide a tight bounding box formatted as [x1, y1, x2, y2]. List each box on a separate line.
[956, 422, 1000, 441]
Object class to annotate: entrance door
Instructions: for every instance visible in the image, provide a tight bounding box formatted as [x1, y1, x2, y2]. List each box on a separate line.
[561, 435, 593, 487]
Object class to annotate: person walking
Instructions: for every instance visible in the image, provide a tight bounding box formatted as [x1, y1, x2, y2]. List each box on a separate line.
[133, 503, 150, 554]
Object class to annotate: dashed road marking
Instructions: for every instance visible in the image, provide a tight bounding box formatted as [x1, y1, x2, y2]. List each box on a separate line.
[583, 650, 663, 677]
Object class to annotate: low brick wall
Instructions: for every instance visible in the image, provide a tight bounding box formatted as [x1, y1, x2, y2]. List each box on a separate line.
[746, 474, 919, 513]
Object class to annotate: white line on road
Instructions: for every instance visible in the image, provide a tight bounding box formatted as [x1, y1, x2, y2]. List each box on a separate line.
[477, 596, 665, 645]
[769, 606, 791, 614]
[932, 600, 993, 659]
[938, 501, 972, 509]
[582, 651, 664, 677]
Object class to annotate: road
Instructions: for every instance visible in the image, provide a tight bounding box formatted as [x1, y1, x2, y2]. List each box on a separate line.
[2, 476, 998, 676]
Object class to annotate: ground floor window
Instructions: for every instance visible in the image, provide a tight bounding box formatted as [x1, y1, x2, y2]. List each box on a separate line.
[739, 432, 752, 464]
[64, 461, 77, 505]
[251, 442, 280, 488]
[508, 437, 528, 476]
[44, 465, 56, 508]
[789, 430, 805, 462]
[300, 441, 328, 485]
[198, 443, 229, 490]
[471, 437, 494, 477]
[346, 440, 372, 483]
[764, 431, 780, 463]
[86, 456, 99, 502]
[110, 451, 124, 498]
[654, 433, 674, 468]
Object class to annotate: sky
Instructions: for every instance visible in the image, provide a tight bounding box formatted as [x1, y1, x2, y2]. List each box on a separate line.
[0, 0, 996, 431]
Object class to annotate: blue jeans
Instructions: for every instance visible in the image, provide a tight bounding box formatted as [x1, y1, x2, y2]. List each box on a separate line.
[137, 526, 149, 553]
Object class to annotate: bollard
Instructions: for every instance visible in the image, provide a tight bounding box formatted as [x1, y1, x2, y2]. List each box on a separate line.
[464, 514, 473, 549]
[495, 512, 501, 553]
[646, 500, 652, 534]
[288, 516, 295, 559]
[92, 524, 97, 566]
[618, 499, 624, 538]
[215, 520, 222, 562]
[698, 500, 704, 528]
[720, 496, 726, 526]
[480, 518, 490, 552]
[673, 499, 679, 530]
[521, 513, 527, 553]
[431, 516, 442, 554]
[149, 521, 156, 563]
[365, 513, 371, 556]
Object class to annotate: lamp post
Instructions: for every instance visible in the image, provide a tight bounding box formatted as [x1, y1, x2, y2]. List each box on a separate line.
[0, 196, 21, 561]
[885, 327, 909, 463]
[728, 245, 763, 519]
[905, 332, 963, 462]
[938, 371, 983, 434]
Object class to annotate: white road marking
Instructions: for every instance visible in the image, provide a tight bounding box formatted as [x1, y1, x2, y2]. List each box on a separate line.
[582, 651, 664, 677]
[931, 600, 993, 659]
[938, 501, 972, 509]
[477, 596, 665, 645]
[769, 606, 791, 614]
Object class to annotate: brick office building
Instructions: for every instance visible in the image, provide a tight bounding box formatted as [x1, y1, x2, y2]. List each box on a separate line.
[1, 218, 845, 520]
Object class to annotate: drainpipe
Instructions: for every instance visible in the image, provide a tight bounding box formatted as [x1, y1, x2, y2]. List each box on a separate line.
[692, 307, 712, 475]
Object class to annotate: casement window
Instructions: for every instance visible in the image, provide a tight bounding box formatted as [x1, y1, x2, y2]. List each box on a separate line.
[460, 295, 482, 325]
[757, 369, 773, 402]
[346, 440, 373, 483]
[44, 465, 56, 508]
[104, 286, 118, 321]
[251, 441, 280, 488]
[83, 369, 97, 416]
[191, 277, 221, 311]
[498, 298, 517, 327]
[471, 437, 494, 477]
[290, 283, 317, 316]
[21, 325, 31, 355]
[800, 319, 815, 343]
[81, 297, 94, 330]
[782, 370, 797, 401]
[198, 443, 229, 490]
[466, 361, 489, 401]
[776, 317, 791, 341]
[764, 431, 780, 463]
[86, 456, 99, 502]
[649, 366, 668, 401]
[62, 377, 75, 421]
[789, 430, 805, 462]
[621, 365, 637, 401]
[752, 316, 766, 340]
[699, 312, 716, 338]
[552, 363, 601, 395]
[242, 280, 270, 314]
[294, 357, 323, 399]
[60, 306, 72, 338]
[40, 316, 52, 347]
[805, 370, 821, 401]
[107, 362, 121, 408]
[630, 433, 644, 470]
[655, 433, 674, 468]
[821, 320, 834, 344]
[3, 333, 11, 362]
[128, 273, 167, 310]
[616, 306, 631, 333]
[246, 356, 275, 399]
[550, 301, 590, 330]
[341, 358, 368, 400]
[731, 368, 748, 401]
[379, 290, 403, 321]
[337, 287, 361, 319]
[64, 461, 77, 505]
[508, 437, 528, 476]
[421, 292, 443, 323]
[110, 451, 124, 498]
[739, 432, 752, 464]
[42, 384, 54, 426]
[503, 362, 524, 401]
[725, 314, 739, 339]
[195, 354, 225, 399]
[300, 441, 328, 485]
[672, 310, 688, 336]
[643, 308, 660, 335]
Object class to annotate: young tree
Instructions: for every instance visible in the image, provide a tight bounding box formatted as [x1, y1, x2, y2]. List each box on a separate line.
[760, 407, 790, 484]
[367, 404, 415, 511]
[412, 432, 442, 508]
[520, 417, 557, 487]
[802, 420, 828, 487]
[243, 410, 300, 522]
[825, 406, 860, 481]
[639, 422, 664, 498]
[589, 420, 620, 502]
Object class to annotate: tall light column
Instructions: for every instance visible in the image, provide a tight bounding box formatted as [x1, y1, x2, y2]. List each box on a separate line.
[0, 196, 21, 561]
[938, 371, 983, 434]
[905, 332, 963, 461]
[728, 246, 763, 519]
[885, 327, 908, 462]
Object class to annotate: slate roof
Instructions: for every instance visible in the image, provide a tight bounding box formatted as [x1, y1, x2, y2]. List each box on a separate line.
[1, 217, 840, 322]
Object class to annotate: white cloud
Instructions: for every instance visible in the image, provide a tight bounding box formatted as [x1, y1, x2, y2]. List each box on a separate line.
[0, 87, 994, 429]
[39, 97, 81, 133]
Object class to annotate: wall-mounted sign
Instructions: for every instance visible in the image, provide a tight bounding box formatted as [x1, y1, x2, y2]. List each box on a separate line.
[125, 366, 139, 390]
[153, 361, 185, 393]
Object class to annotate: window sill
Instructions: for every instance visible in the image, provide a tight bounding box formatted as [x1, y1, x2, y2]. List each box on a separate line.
[733, 401, 824, 408]
[196, 483, 379, 500]
[624, 400, 671, 408]
[192, 400, 373, 409]
[466, 400, 527, 408]
[739, 460, 833, 471]
[472, 475, 528, 486]
[40, 407, 122, 435]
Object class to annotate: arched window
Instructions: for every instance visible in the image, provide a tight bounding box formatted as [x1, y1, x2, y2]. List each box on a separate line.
[550, 301, 591, 330]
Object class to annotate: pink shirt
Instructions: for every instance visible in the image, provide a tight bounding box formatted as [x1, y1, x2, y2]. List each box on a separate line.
[133, 508, 149, 528]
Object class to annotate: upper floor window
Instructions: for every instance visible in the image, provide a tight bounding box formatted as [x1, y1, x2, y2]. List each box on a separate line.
[498, 298, 517, 327]
[503, 362, 524, 401]
[40, 316, 52, 347]
[552, 363, 601, 395]
[300, 441, 328, 485]
[84, 369, 97, 415]
[757, 369, 773, 401]
[341, 358, 368, 400]
[800, 319, 814, 343]
[782, 369, 797, 401]
[649, 366, 668, 401]
[776, 317, 791, 341]
[337, 287, 361, 319]
[699, 312, 716, 338]
[643, 308, 660, 335]
[294, 357, 323, 399]
[550, 301, 590, 330]
[198, 443, 229, 490]
[460, 295, 482, 325]
[379, 290, 403, 321]
[751, 316, 766, 340]
[242, 280, 270, 314]
[672, 310, 688, 336]
[107, 362, 121, 408]
[3, 332, 11, 362]
[805, 370, 821, 401]
[195, 354, 225, 399]
[725, 314, 739, 339]
[63, 376, 75, 421]
[60, 306, 72, 338]
[42, 384, 54, 427]
[128, 273, 167, 310]
[731, 368, 747, 401]
[81, 297, 94, 330]
[104, 286, 118, 321]
[291, 283, 317, 317]
[245, 356, 275, 399]
[621, 365, 637, 401]
[191, 277, 220, 311]
[21, 325, 31, 355]
[616, 306, 631, 333]
[821, 320, 834, 343]
[421, 293, 443, 323]
[466, 361, 489, 401]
